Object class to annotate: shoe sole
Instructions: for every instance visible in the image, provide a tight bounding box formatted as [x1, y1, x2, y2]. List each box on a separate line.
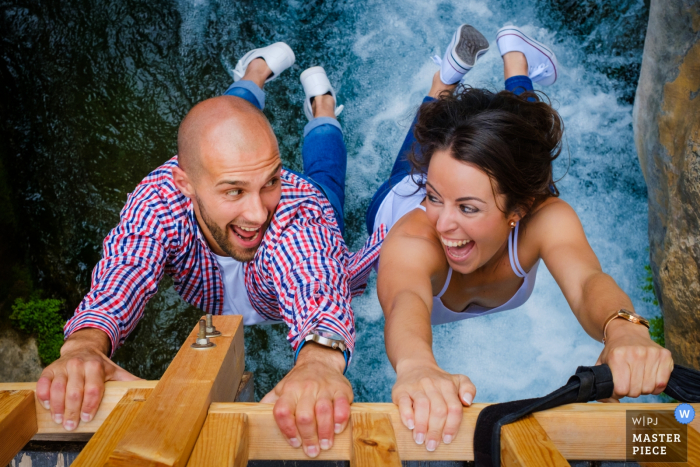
[452, 25, 490, 69]
[496, 26, 558, 84]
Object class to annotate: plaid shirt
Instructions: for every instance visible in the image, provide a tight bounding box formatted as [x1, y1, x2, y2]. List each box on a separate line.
[64, 157, 385, 359]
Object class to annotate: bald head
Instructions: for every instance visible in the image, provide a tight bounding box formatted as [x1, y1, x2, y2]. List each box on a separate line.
[177, 96, 278, 180]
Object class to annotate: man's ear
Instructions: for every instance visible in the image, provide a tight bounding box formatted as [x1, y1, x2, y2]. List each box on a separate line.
[172, 165, 195, 199]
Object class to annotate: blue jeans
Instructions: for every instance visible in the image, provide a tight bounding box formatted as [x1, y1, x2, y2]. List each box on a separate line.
[224, 80, 347, 234]
[365, 75, 534, 234]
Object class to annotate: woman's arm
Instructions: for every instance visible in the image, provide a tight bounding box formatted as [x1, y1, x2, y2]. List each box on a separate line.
[533, 200, 673, 399]
[377, 213, 476, 450]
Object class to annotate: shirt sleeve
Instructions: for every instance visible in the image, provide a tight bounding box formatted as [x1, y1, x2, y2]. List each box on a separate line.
[63, 185, 169, 356]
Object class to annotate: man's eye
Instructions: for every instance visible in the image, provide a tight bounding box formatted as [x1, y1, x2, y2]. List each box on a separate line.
[265, 178, 278, 187]
[226, 189, 241, 196]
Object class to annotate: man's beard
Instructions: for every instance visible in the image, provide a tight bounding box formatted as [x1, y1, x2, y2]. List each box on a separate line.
[196, 196, 259, 262]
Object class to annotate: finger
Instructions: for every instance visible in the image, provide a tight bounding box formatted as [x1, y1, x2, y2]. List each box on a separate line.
[607, 352, 631, 400]
[295, 391, 320, 458]
[63, 359, 86, 431]
[333, 394, 351, 435]
[36, 370, 54, 411]
[272, 395, 301, 448]
[627, 354, 645, 399]
[80, 360, 106, 423]
[641, 351, 661, 395]
[424, 385, 447, 452]
[411, 391, 430, 446]
[108, 364, 142, 382]
[49, 372, 68, 425]
[653, 350, 674, 396]
[261, 390, 281, 404]
[457, 375, 476, 407]
[443, 380, 468, 444]
[315, 393, 334, 450]
[396, 394, 415, 430]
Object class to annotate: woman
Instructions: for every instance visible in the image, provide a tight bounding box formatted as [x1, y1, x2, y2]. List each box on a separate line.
[367, 24, 673, 452]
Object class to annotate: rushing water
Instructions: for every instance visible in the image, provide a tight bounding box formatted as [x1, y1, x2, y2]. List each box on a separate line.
[0, 0, 657, 402]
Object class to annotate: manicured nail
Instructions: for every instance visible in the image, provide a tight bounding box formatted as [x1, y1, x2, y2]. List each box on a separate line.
[407, 419, 415, 430]
[443, 434, 453, 444]
[306, 445, 319, 457]
[462, 393, 473, 405]
[53, 413, 63, 424]
[63, 420, 76, 431]
[415, 432, 425, 445]
[334, 423, 342, 434]
[81, 412, 91, 422]
[289, 437, 301, 448]
[426, 439, 437, 452]
[42, 400, 50, 410]
[320, 439, 331, 450]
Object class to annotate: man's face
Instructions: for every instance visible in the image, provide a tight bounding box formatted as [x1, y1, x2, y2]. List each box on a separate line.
[176, 101, 282, 262]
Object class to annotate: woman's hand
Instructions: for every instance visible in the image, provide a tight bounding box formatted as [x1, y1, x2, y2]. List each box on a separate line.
[596, 319, 674, 401]
[392, 360, 476, 451]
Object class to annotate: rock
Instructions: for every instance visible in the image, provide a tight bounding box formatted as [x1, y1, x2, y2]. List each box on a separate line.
[0, 326, 44, 382]
[633, 0, 700, 369]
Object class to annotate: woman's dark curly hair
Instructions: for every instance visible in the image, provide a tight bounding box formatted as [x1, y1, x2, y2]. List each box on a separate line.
[408, 86, 563, 218]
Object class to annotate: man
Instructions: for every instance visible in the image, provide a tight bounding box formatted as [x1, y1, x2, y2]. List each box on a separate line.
[36, 42, 384, 458]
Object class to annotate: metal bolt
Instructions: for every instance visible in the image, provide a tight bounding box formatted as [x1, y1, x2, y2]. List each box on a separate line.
[191, 319, 216, 349]
[205, 313, 222, 338]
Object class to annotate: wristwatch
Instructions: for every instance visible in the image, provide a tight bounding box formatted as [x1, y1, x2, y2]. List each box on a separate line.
[295, 330, 350, 374]
[602, 309, 650, 344]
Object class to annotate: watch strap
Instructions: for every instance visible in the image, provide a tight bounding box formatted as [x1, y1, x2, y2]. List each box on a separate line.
[294, 339, 350, 375]
[602, 309, 650, 344]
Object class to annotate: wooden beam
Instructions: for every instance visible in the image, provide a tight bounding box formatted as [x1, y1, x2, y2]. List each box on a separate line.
[350, 412, 401, 467]
[500, 414, 569, 467]
[0, 390, 37, 466]
[70, 388, 153, 466]
[208, 402, 700, 461]
[187, 413, 248, 467]
[639, 425, 700, 467]
[105, 315, 245, 467]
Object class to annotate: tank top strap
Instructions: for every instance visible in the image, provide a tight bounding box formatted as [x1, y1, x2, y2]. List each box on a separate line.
[508, 221, 527, 278]
[436, 267, 453, 298]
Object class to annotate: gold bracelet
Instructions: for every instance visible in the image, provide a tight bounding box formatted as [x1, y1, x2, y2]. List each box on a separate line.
[602, 309, 650, 344]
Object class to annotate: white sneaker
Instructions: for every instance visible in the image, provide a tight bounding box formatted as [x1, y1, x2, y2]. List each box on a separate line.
[432, 24, 489, 85]
[233, 42, 296, 83]
[299, 66, 344, 121]
[496, 26, 559, 86]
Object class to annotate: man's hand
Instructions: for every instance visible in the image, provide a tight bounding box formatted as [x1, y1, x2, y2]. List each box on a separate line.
[596, 319, 674, 402]
[36, 328, 141, 431]
[260, 342, 351, 458]
[392, 359, 475, 452]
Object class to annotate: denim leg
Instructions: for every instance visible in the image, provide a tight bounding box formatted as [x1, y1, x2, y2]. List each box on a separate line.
[505, 75, 536, 102]
[365, 96, 436, 234]
[302, 117, 347, 233]
[223, 80, 266, 110]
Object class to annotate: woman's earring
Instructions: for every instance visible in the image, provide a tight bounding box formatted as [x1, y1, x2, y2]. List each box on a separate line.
[509, 220, 517, 228]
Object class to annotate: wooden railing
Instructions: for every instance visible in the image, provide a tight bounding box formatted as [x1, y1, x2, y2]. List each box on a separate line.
[1, 316, 699, 466]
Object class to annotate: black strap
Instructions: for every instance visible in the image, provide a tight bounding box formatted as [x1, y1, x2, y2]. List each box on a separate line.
[474, 363, 700, 467]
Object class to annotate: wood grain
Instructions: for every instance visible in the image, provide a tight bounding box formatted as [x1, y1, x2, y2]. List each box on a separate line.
[0, 390, 37, 466]
[350, 412, 401, 467]
[105, 315, 244, 467]
[70, 388, 152, 466]
[187, 413, 248, 467]
[500, 414, 570, 467]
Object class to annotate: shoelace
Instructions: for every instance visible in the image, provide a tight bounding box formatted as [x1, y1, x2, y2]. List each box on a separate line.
[529, 62, 551, 80]
[431, 55, 443, 67]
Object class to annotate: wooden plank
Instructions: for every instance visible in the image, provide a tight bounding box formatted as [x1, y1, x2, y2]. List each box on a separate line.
[209, 402, 700, 461]
[350, 412, 401, 467]
[187, 413, 248, 467]
[105, 315, 245, 467]
[0, 390, 37, 466]
[639, 425, 700, 467]
[70, 388, 153, 466]
[500, 414, 569, 467]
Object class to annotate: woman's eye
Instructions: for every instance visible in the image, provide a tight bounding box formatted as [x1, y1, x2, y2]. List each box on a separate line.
[427, 194, 441, 203]
[460, 205, 478, 214]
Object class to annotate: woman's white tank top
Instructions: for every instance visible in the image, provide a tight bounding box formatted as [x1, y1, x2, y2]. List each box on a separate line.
[373, 174, 540, 325]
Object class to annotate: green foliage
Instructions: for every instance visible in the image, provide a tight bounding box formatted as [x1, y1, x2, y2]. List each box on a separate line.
[10, 296, 66, 365]
[649, 315, 665, 348]
[641, 264, 659, 306]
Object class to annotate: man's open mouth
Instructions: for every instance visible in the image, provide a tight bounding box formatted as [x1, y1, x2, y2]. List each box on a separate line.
[231, 224, 262, 247]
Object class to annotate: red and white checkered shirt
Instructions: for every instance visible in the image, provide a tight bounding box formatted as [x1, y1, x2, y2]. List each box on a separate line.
[64, 157, 385, 359]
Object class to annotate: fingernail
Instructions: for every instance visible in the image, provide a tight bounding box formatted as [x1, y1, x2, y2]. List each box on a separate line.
[42, 400, 50, 410]
[463, 393, 473, 405]
[288, 437, 301, 448]
[63, 420, 76, 431]
[426, 439, 437, 452]
[81, 412, 91, 422]
[415, 432, 425, 445]
[53, 413, 63, 424]
[320, 439, 331, 450]
[334, 423, 342, 434]
[443, 434, 453, 444]
[306, 445, 319, 457]
[407, 419, 415, 430]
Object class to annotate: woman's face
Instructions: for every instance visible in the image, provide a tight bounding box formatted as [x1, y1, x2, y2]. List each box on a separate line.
[424, 149, 517, 275]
